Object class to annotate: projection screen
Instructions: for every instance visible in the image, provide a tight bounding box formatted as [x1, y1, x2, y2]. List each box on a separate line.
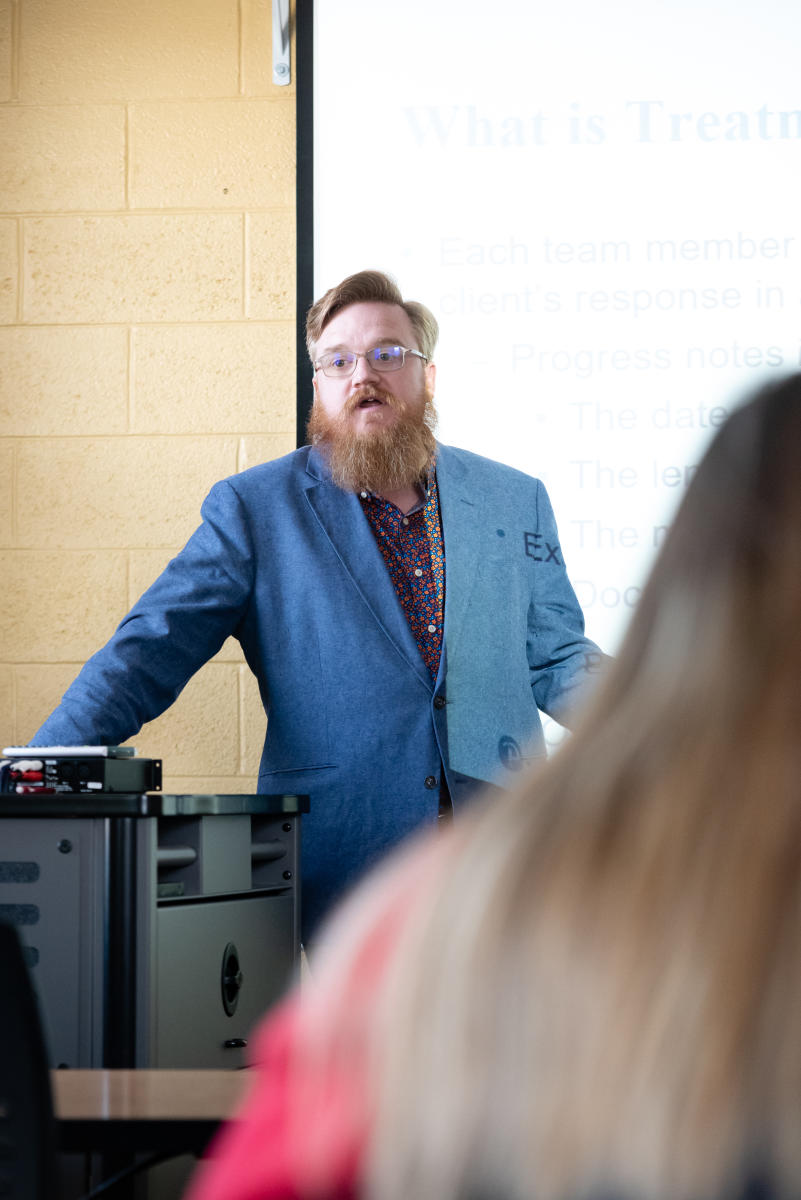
[305, 0, 799, 742]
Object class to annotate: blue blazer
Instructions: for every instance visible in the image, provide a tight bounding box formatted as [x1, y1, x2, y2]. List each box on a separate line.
[32, 442, 604, 934]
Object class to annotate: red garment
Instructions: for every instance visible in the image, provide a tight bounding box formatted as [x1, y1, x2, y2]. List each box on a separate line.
[184, 835, 449, 1200]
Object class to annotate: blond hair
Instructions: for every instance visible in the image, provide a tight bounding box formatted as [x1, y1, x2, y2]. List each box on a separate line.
[305, 269, 439, 363]
[367, 374, 801, 1200]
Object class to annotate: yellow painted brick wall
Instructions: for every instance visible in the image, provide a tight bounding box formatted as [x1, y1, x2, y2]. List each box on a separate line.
[1, 0, 297, 792]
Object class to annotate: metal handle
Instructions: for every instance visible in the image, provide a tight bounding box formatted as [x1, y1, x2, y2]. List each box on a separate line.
[250, 839, 286, 864]
[156, 846, 197, 869]
[272, 0, 290, 85]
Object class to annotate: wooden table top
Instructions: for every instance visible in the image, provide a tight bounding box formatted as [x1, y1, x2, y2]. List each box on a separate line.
[52, 1068, 252, 1154]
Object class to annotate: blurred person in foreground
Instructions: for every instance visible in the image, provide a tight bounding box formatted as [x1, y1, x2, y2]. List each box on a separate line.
[186, 371, 801, 1200]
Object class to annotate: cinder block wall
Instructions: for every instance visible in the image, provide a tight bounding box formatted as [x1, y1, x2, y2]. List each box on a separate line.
[0, 0, 297, 792]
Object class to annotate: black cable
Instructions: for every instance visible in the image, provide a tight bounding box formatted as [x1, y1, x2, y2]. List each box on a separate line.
[77, 1150, 189, 1200]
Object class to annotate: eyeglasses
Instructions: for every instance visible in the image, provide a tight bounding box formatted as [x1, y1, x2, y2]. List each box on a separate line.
[313, 345, 428, 378]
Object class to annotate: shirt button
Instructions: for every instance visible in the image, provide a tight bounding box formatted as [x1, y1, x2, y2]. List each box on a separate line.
[414, 568, 423, 577]
[427, 624, 436, 634]
[402, 517, 409, 525]
[360, 491, 368, 498]
[434, 695, 446, 709]
[424, 776, 438, 789]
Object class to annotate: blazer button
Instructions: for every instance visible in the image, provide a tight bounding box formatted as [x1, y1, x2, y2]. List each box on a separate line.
[433, 695, 446, 709]
[424, 776, 438, 789]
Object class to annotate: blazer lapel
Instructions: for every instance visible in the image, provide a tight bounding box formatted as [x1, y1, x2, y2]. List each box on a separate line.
[436, 445, 482, 649]
[304, 450, 432, 690]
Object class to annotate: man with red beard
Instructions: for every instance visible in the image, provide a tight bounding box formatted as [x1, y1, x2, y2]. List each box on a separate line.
[28, 270, 606, 939]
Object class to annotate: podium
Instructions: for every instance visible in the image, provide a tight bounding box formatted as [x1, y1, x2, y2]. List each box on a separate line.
[0, 793, 309, 1071]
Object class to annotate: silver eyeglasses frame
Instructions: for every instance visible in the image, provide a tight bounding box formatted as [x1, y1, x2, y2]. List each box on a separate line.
[313, 345, 428, 378]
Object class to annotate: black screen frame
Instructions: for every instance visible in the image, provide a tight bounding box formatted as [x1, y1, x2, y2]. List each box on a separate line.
[295, 0, 315, 446]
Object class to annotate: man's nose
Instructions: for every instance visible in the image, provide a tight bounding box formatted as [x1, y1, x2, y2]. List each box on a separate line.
[351, 352, 381, 383]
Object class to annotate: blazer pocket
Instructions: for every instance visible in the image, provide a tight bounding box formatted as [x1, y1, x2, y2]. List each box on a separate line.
[258, 763, 335, 784]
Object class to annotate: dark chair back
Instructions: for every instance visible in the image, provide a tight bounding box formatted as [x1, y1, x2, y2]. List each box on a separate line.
[0, 920, 60, 1198]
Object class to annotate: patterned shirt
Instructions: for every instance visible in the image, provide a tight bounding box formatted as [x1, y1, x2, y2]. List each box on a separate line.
[358, 468, 445, 681]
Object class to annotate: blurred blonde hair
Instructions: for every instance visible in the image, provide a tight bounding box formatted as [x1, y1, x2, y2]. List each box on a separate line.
[367, 374, 801, 1200]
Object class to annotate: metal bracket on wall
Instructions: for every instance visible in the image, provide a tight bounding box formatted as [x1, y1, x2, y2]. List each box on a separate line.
[273, 0, 290, 85]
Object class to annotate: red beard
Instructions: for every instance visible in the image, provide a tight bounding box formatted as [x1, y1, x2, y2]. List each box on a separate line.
[306, 384, 438, 496]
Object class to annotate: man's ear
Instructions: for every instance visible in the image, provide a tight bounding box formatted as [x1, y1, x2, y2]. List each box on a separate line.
[426, 362, 436, 394]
